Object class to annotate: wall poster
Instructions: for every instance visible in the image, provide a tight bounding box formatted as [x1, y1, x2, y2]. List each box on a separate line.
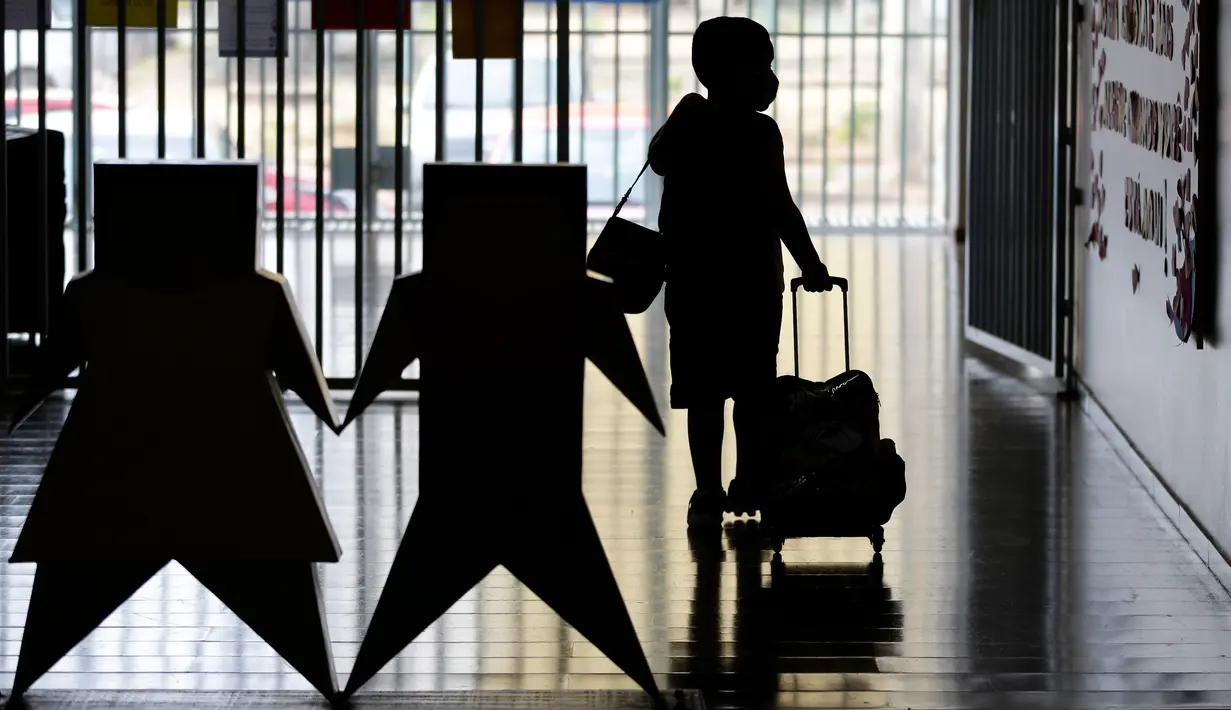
[1087, 0, 1209, 346]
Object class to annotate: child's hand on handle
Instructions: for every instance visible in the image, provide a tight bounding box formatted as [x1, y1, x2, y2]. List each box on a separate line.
[800, 263, 833, 292]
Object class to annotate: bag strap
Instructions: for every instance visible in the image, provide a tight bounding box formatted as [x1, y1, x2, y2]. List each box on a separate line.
[611, 159, 652, 220]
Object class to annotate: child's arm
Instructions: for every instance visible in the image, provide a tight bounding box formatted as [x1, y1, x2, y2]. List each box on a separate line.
[765, 118, 829, 287]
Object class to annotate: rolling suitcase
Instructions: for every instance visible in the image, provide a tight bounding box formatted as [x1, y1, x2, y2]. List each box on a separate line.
[759, 275, 907, 562]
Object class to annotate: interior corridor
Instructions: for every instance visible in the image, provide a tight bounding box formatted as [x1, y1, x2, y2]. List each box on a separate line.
[3, 233, 1231, 709]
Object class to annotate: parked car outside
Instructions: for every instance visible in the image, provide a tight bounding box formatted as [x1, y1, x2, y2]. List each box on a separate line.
[12, 101, 349, 221]
[508, 102, 649, 223]
[5, 0, 74, 89]
[406, 48, 584, 206]
[5, 87, 82, 119]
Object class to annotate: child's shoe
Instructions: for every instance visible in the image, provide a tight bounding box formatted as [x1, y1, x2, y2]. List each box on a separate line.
[725, 476, 763, 517]
[687, 489, 727, 529]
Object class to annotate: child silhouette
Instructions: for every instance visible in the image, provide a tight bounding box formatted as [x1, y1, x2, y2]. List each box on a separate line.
[649, 16, 831, 529]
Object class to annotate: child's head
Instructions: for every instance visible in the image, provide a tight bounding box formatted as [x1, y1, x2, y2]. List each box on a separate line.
[692, 16, 778, 112]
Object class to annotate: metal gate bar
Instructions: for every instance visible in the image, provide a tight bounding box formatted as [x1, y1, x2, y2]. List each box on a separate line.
[966, 0, 1059, 370]
[0, 5, 7, 393]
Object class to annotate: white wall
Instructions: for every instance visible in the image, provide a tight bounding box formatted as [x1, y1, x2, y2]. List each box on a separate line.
[1077, 1, 1231, 552]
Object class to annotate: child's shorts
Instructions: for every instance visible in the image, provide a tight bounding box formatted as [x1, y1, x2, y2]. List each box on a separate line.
[666, 289, 783, 409]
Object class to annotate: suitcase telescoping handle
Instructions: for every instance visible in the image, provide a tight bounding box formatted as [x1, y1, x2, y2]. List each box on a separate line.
[790, 275, 850, 378]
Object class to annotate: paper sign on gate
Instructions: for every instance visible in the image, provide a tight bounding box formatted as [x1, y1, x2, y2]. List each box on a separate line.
[5, 0, 49, 30]
[451, 0, 519, 59]
[219, 0, 286, 58]
[310, 0, 411, 30]
[85, 0, 178, 28]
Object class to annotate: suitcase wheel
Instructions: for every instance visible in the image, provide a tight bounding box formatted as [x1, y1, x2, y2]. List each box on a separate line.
[870, 526, 885, 553]
[771, 552, 784, 579]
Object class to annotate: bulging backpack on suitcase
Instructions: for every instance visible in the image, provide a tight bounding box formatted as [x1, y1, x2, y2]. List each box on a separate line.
[759, 276, 907, 560]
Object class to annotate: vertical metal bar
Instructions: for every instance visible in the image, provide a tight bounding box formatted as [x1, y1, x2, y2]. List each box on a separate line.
[1000, 0, 1013, 345]
[927, 0, 938, 224]
[984, 0, 997, 332]
[820, 0, 830, 225]
[328, 31, 335, 156]
[1040, 0, 1055, 357]
[580, 0, 588, 164]
[769, 0, 779, 124]
[0, 1, 8, 387]
[898, 0, 909, 226]
[1046, 0, 1061, 358]
[394, 0, 405, 275]
[1058, 0, 1078, 381]
[197, 0, 207, 157]
[692, 0, 699, 94]
[276, 0, 286, 273]
[795, 0, 804, 209]
[406, 17, 416, 212]
[74, 0, 90, 271]
[543, 4, 550, 147]
[1009, 0, 1019, 347]
[611, 2, 619, 205]
[326, 32, 336, 361]
[260, 49, 268, 211]
[224, 56, 233, 158]
[13, 32, 21, 111]
[1051, 0, 1067, 369]
[362, 22, 377, 338]
[514, 0, 524, 162]
[157, 0, 167, 157]
[354, 0, 365, 376]
[1017, 0, 1031, 350]
[871, 1, 882, 226]
[1030, 0, 1045, 354]
[118, 0, 127, 157]
[1061, 0, 1080, 383]
[1014, 0, 1027, 350]
[556, 0, 569, 162]
[37, 0, 48, 336]
[295, 0, 301, 215]
[846, 0, 855, 224]
[948, 0, 961, 229]
[966, 0, 977, 324]
[314, 0, 325, 362]
[972, 0, 987, 331]
[983, 0, 998, 337]
[476, 0, 486, 162]
[237, 0, 247, 158]
[435, 0, 445, 162]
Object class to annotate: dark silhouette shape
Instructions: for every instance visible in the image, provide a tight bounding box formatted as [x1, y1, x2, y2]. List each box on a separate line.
[650, 16, 832, 529]
[5, 161, 342, 700]
[758, 277, 905, 559]
[4, 127, 67, 376]
[339, 163, 664, 702]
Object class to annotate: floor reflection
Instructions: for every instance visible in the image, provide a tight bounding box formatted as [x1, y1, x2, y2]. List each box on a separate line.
[4, 234, 1231, 708]
[673, 522, 903, 709]
[965, 362, 1055, 681]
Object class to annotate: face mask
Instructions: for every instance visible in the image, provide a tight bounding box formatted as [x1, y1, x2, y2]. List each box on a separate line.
[759, 71, 779, 110]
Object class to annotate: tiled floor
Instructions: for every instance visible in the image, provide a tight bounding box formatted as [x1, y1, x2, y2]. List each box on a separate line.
[5, 234, 1231, 709]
